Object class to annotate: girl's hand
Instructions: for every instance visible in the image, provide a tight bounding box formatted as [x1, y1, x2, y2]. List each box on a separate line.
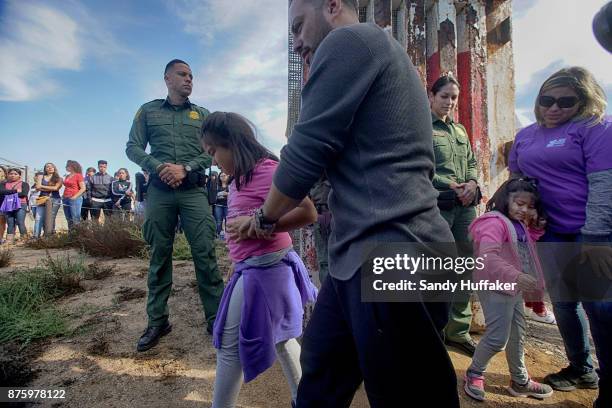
[516, 273, 537, 292]
[226, 216, 254, 242]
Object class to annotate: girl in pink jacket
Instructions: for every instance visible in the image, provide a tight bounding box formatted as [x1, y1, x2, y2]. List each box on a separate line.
[464, 178, 553, 401]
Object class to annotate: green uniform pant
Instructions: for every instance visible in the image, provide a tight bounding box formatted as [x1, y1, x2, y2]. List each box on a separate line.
[143, 184, 224, 329]
[440, 205, 476, 343]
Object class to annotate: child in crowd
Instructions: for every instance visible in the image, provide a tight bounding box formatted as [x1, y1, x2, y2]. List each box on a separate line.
[464, 178, 553, 401]
[502, 140, 555, 326]
[201, 112, 317, 408]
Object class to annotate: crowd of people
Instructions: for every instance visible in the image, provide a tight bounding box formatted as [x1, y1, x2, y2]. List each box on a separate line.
[0, 160, 152, 243]
[1, 1, 610, 407]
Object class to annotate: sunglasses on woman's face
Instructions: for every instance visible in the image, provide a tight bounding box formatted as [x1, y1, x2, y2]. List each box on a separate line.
[538, 95, 579, 109]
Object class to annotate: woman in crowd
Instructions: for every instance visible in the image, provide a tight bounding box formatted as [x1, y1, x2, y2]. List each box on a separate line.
[81, 167, 96, 221]
[214, 172, 230, 238]
[0, 168, 30, 242]
[111, 168, 133, 220]
[28, 171, 43, 224]
[509, 67, 611, 408]
[207, 171, 219, 217]
[134, 169, 149, 218]
[62, 160, 86, 230]
[429, 75, 480, 356]
[34, 162, 63, 238]
[0, 166, 7, 243]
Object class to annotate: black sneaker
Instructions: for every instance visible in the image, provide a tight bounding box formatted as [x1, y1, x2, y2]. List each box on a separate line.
[445, 338, 477, 357]
[136, 322, 172, 352]
[544, 366, 599, 391]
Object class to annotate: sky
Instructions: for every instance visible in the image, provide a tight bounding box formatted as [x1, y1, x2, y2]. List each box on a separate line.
[0, 0, 610, 181]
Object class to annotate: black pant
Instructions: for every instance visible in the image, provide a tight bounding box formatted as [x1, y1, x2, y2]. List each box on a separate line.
[89, 200, 113, 222]
[296, 272, 459, 408]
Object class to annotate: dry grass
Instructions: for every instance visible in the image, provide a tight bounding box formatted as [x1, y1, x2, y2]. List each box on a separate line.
[72, 219, 147, 258]
[0, 247, 13, 268]
[24, 233, 75, 250]
[83, 262, 116, 280]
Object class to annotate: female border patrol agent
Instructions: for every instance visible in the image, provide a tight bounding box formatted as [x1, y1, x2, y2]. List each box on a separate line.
[429, 75, 481, 357]
[126, 59, 224, 352]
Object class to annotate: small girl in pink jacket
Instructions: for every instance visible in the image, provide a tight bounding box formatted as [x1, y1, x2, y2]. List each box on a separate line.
[464, 178, 554, 401]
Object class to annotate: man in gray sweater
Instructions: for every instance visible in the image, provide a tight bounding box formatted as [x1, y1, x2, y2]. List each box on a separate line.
[234, 0, 459, 406]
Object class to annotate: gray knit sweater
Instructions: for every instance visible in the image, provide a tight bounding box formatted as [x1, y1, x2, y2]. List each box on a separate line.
[274, 23, 453, 280]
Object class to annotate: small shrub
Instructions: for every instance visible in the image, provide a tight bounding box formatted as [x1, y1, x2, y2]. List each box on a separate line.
[0, 253, 86, 345]
[41, 251, 85, 297]
[24, 233, 75, 250]
[0, 248, 13, 268]
[83, 262, 116, 280]
[72, 219, 147, 258]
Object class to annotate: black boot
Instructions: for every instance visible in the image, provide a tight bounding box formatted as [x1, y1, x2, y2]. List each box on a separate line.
[137, 322, 172, 352]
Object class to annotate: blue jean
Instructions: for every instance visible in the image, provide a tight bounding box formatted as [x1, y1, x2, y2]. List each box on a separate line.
[214, 205, 227, 235]
[35, 198, 61, 237]
[540, 230, 612, 407]
[62, 196, 83, 230]
[6, 207, 27, 235]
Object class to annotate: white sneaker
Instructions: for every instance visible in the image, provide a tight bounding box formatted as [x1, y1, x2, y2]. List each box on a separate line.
[525, 308, 556, 324]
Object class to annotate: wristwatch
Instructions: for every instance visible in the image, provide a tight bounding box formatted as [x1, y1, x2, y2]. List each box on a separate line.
[255, 207, 277, 233]
[184, 164, 192, 173]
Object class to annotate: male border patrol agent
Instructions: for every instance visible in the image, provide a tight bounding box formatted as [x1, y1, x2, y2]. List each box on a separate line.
[126, 59, 224, 352]
[429, 75, 480, 357]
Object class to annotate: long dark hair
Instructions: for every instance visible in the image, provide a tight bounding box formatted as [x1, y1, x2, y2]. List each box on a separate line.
[43, 162, 62, 185]
[487, 177, 546, 222]
[430, 75, 460, 95]
[201, 112, 278, 191]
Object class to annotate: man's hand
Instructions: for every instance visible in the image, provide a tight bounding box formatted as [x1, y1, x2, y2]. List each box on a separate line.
[516, 273, 538, 292]
[580, 244, 612, 280]
[158, 163, 186, 189]
[456, 180, 478, 207]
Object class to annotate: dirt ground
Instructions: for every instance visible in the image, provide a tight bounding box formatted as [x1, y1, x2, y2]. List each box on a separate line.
[1, 244, 599, 408]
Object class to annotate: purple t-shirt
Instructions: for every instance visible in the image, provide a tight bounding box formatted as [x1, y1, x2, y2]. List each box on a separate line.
[509, 117, 612, 234]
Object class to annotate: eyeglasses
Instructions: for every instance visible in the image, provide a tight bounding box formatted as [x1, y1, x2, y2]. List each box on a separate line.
[538, 95, 579, 109]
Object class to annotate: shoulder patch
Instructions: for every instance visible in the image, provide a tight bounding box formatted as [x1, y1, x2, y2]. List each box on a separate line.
[133, 108, 142, 121]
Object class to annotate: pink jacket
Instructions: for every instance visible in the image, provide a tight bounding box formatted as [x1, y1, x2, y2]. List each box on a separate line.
[469, 211, 546, 297]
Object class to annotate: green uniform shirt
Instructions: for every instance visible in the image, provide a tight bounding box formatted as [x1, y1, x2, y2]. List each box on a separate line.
[126, 98, 211, 175]
[431, 114, 478, 190]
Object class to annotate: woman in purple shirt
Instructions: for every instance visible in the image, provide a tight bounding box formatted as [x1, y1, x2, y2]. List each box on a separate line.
[509, 67, 611, 408]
